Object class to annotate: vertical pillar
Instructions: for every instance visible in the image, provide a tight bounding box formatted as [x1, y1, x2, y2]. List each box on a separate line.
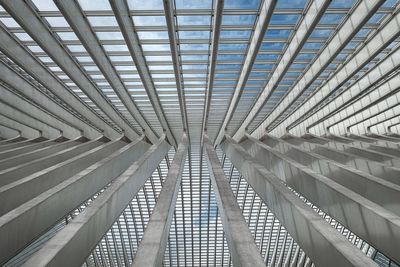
[204, 134, 265, 267]
[131, 134, 188, 266]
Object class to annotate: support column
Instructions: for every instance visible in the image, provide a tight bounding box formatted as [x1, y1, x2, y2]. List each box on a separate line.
[259, 133, 400, 217]
[221, 135, 378, 267]
[236, 134, 400, 263]
[204, 134, 265, 267]
[132, 133, 188, 267]
[0, 137, 150, 265]
[282, 134, 400, 187]
[0, 138, 126, 216]
[20, 136, 170, 267]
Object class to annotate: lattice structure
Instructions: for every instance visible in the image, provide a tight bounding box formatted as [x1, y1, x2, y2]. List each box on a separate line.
[0, 0, 400, 266]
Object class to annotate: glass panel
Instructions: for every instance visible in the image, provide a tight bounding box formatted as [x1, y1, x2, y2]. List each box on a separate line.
[45, 17, 69, 27]
[103, 45, 129, 52]
[87, 16, 118, 27]
[220, 30, 252, 38]
[319, 13, 345, 24]
[224, 0, 261, 9]
[96, 31, 124, 40]
[275, 0, 307, 9]
[31, 0, 59, 11]
[0, 17, 20, 28]
[127, 0, 164, 10]
[329, 0, 356, 8]
[222, 15, 256, 25]
[133, 16, 167, 26]
[179, 31, 210, 39]
[175, 0, 212, 9]
[177, 16, 211, 25]
[57, 31, 79, 40]
[137, 31, 169, 39]
[270, 14, 300, 25]
[78, 0, 112, 10]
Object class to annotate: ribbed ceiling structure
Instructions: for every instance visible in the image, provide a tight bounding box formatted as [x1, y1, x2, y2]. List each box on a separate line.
[0, 0, 400, 266]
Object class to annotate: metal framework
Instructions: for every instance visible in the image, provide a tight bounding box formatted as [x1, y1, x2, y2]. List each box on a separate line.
[0, 0, 400, 266]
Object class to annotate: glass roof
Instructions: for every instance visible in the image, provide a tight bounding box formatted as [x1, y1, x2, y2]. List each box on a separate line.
[1, 0, 399, 266]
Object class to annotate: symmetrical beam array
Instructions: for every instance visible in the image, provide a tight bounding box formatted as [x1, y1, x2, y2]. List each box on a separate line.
[0, 0, 399, 265]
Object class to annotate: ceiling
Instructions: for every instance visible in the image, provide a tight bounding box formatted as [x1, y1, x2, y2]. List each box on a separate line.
[0, 0, 399, 265]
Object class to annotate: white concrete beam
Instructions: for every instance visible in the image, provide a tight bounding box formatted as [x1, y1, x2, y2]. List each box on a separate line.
[132, 133, 188, 267]
[1, 86, 82, 139]
[0, 125, 19, 139]
[0, 29, 116, 140]
[163, 0, 190, 133]
[0, 0, 139, 140]
[222, 134, 378, 267]
[214, 0, 277, 145]
[0, 114, 40, 139]
[240, 134, 400, 263]
[205, 134, 265, 267]
[21, 136, 169, 267]
[0, 137, 150, 265]
[250, 0, 387, 139]
[55, 0, 160, 145]
[111, 0, 177, 147]
[200, 0, 224, 147]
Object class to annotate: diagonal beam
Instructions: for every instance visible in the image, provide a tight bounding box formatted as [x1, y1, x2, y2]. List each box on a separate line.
[291, 21, 400, 136]
[0, 27, 116, 140]
[0, 136, 25, 145]
[0, 138, 69, 169]
[309, 66, 400, 135]
[55, 0, 160, 145]
[346, 103, 400, 136]
[228, 0, 331, 143]
[200, 0, 224, 147]
[221, 135, 378, 267]
[110, 0, 177, 148]
[0, 125, 19, 139]
[0, 0, 139, 141]
[163, 0, 189, 133]
[0, 138, 124, 216]
[240, 133, 400, 263]
[260, 133, 400, 217]
[0, 137, 44, 153]
[249, 0, 389, 139]
[0, 137, 150, 265]
[132, 133, 188, 267]
[0, 101, 61, 139]
[213, 0, 277, 145]
[388, 121, 400, 133]
[0, 85, 82, 139]
[204, 134, 265, 267]
[162, 8, 194, 260]
[0, 114, 40, 139]
[367, 112, 400, 134]
[20, 136, 170, 267]
[0, 138, 95, 187]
